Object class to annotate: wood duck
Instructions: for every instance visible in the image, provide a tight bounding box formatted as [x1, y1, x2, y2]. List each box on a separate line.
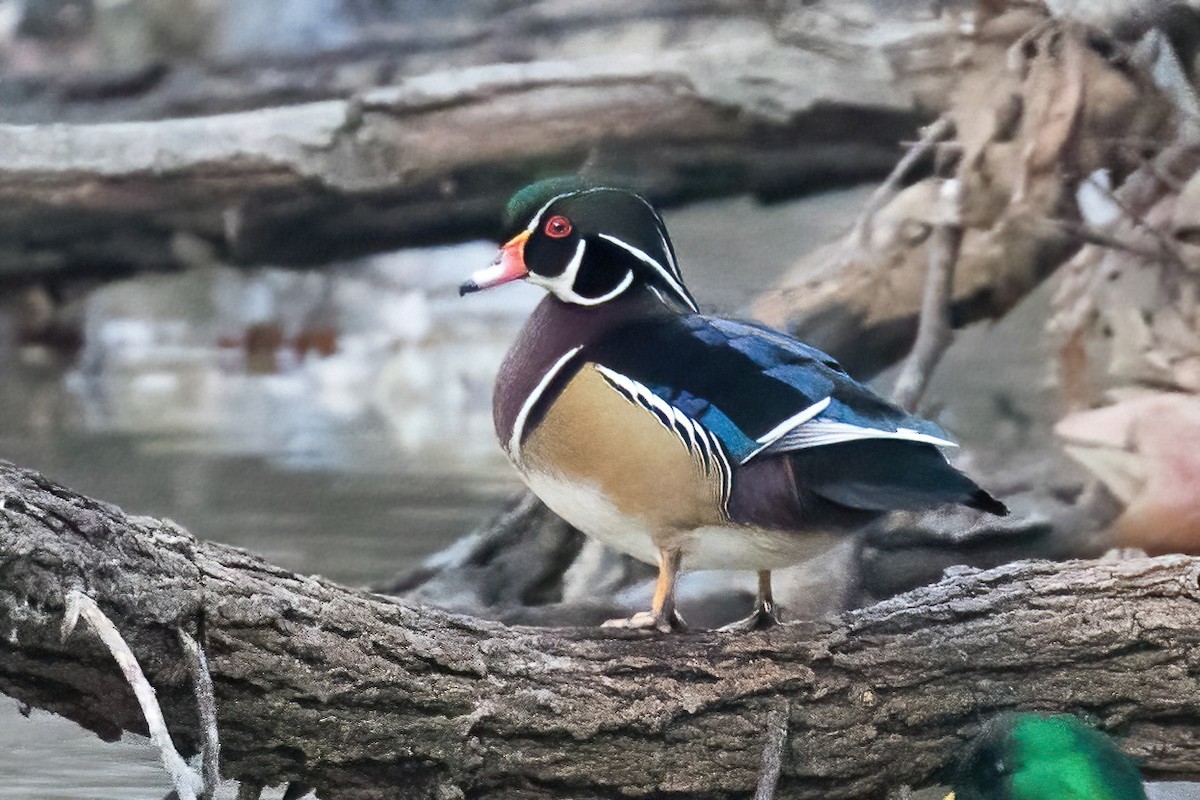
[945, 713, 1146, 800]
[460, 179, 1007, 632]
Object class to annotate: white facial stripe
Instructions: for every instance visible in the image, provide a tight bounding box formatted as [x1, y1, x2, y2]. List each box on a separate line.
[527, 192, 574, 232]
[529, 238, 587, 295]
[657, 229, 682, 282]
[626, 192, 684, 283]
[525, 186, 627, 232]
[510, 345, 584, 462]
[571, 271, 634, 305]
[559, 238, 588, 285]
[597, 233, 698, 312]
[521, 188, 686, 308]
[528, 238, 635, 306]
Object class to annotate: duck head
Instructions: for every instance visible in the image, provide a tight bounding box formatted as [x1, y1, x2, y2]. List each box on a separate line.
[947, 714, 1146, 800]
[460, 179, 698, 312]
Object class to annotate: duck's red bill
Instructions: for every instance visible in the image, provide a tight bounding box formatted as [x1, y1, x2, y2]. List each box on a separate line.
[460, 230, 530, 295]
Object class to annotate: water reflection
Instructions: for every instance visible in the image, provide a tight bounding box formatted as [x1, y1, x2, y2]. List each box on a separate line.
[2, 241, 545, 587]
[0, 242, 552, 800]
[69, 242, 541, 468]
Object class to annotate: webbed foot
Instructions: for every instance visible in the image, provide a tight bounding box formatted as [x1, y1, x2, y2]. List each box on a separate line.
[718, 603, 782, 633]
[601, 609, 688, 633]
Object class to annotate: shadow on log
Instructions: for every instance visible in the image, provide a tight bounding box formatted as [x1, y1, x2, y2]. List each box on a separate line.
[2, 460, 1199, 799]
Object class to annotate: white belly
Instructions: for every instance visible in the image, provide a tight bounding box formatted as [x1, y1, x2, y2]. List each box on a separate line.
[525, 470, 833, 571]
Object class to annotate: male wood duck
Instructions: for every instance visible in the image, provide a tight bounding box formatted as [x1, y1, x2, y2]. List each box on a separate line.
[945, 713, 1147, 800]
[460, 179, 1007, 632]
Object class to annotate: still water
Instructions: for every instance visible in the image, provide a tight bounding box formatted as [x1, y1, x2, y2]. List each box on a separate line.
[0, 189, 872, 798]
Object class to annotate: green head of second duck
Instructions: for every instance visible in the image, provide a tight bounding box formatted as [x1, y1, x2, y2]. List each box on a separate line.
[948, 714, 1146, 800]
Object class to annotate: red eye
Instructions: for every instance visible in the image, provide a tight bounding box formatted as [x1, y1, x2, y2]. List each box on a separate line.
[544, 215, 572, 239]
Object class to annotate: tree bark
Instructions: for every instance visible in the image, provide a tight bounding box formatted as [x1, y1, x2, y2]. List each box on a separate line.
[2, 459, 1198, 799]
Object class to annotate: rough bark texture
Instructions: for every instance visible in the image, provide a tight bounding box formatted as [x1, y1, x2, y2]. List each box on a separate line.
[2, 459, 1198, 799]
[0, 0, 956, 286]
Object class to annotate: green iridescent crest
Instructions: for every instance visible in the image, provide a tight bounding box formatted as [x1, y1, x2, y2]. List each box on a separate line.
[503, 177, 609, 232]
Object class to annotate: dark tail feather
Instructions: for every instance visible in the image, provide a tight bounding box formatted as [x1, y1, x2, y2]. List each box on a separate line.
[967, 488, 1008, 516]
[790, 440, 1007, 516]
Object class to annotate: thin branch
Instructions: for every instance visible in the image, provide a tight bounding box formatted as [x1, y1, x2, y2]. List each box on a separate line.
[0, 39, 925, 284]
[61, 591, 204, 800]
[852, 116, 954, 247]
[891, 178, 964, 412]
[1005, 19, 1054, 74]
[897, 140, 962, 153]
[1080, 171, 1189, 271]
[178, 628, 221, 800]
[754, 703, 791, 800]
[1051, 219, 1166, 261]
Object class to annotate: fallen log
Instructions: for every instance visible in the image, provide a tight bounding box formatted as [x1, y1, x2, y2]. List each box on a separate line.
[0, 0, 956, 286]
[0, 48, 918, 287]
[0, 0, 937, 124]
[2, 460, 1198, 799]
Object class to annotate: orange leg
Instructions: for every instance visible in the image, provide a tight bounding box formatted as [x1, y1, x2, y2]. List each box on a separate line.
[602, 548, 687, 633]
[758, 570, 776, 619]
[650, 548, 683, 628]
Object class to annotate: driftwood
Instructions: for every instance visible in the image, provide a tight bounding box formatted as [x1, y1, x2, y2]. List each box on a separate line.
[0, 51, 914, 285]
[0, 0, 961, 287]
[2, 460, 1199, 799]
[6, 5, 1200, 797]
[0, 0, 944, 124]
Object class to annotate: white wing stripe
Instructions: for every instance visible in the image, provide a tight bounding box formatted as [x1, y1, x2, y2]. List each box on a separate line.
[762, 420, 958, 453]
[738, 397, 832, 465]
[756, 397, 832, 446]
[593, 364, 731, 511]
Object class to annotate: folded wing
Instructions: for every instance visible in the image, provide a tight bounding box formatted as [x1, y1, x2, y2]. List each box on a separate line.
[587, 314, 1006, 518]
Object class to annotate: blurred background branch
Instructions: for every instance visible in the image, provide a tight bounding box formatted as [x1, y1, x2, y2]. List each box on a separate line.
[0, 0, 951, 286]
